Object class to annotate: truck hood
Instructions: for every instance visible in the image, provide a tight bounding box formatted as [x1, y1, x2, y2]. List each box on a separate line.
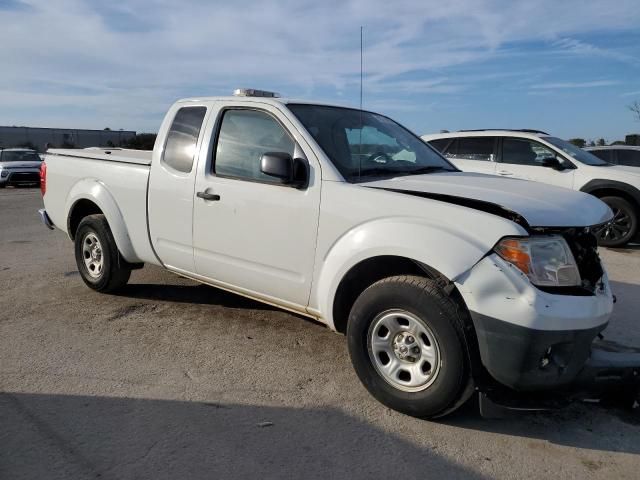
[363, 172, 612, 228]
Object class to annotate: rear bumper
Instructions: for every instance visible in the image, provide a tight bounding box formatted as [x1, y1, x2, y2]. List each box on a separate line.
[38, 209, 55, 230]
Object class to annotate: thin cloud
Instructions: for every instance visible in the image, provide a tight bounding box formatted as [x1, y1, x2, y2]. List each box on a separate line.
[531, 80, 620, 90]
[1, 0, 640, 130]
[551, 37, 638, 65]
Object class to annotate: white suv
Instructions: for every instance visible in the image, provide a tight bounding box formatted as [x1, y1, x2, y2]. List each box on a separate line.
[422, 130, 640, 247]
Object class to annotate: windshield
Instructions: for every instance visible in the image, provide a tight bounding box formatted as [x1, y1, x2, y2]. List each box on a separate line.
[542, 137, 609, 166]
[0, 151, 42, 162]
[287, 104, 457, 182]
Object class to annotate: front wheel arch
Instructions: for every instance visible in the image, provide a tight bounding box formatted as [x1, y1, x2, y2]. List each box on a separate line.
[332, 257, 486, 387]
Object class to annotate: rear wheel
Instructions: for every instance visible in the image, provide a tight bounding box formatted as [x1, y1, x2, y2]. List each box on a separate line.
[595, 196, 638, 247]
[74, 214, 131, 292]
[347, 275, 473, 418]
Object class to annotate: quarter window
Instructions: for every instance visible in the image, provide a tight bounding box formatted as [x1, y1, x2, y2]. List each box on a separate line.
[214, 109, 295, 182]
[501, 138, 556, 166]
[162, 106, 207, 173]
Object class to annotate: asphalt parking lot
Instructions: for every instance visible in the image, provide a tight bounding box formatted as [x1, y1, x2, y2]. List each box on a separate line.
[1, 188, 639, 479]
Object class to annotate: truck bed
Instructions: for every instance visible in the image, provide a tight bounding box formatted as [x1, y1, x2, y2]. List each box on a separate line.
[47, 148, 152, 166]
[43, 147, 156, 265]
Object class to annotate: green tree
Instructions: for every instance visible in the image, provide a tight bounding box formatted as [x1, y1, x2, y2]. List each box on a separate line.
[596, 138, 606, 146]
[568, 138, 586, 148]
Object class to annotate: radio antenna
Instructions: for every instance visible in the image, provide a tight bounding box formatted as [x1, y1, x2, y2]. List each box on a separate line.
[360, 26, 363, 110]
[358, 26, 364, 180]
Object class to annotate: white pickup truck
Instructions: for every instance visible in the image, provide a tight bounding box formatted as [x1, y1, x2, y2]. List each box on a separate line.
[39, 89, 640, 418]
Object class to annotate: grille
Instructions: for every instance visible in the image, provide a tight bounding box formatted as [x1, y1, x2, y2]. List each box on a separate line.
[8, 172, 40, 183]
[563, 230, 604, 292]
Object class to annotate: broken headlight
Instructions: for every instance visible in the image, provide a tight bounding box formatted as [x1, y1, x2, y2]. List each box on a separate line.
[495, 235, 581, 287]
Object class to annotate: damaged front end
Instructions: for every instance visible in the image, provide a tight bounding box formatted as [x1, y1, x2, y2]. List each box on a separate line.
[456, 225, 640, 416]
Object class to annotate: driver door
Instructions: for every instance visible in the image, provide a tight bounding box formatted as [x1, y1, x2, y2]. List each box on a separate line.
[192, 104, 321, 310]
[497, 137, 575, 189]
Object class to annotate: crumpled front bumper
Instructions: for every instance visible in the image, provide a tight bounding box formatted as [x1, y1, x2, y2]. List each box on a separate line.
[455, 254, 615, 391]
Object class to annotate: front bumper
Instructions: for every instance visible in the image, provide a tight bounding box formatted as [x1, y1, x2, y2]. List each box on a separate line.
[471, 311, 605, 390]
[456, 254, 614, 391]
[0, 169, 41, 185]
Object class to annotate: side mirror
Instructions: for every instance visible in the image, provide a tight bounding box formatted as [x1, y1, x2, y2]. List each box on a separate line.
[260, 152, 308, 187]
[541, 157, 564, 171]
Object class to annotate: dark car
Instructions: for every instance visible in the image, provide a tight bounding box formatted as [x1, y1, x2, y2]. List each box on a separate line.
[585, 146, 640, 168]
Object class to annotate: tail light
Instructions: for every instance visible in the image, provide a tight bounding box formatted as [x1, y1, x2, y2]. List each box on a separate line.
[40, 161, 47, 196]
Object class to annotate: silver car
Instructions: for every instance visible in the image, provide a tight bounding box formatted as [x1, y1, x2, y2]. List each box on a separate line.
[0, 148, 42, 188]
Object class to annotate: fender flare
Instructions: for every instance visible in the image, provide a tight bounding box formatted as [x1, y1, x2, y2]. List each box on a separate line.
[65, 178, 141, 263]
[312, 216, 525, 330]
[580, 179, 640, 207]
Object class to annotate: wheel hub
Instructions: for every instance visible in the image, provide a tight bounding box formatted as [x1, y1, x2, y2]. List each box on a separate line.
[392, 332, 420, 362]
[368, 310, 442, 392]
[82, 232, 104, 279]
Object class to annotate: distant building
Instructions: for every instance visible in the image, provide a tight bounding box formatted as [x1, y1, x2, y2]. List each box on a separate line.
[0, 126, 136, 152]
[626, 134, 640, 146]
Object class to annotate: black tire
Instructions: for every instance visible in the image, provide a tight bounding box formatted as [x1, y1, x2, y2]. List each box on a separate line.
[347, 275, 472, 419]
[74, 214, 131, 293]
[596, 196, 638, 247]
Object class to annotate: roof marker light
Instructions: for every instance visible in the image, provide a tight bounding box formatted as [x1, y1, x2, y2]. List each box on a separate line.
[233, 88, 280, 98]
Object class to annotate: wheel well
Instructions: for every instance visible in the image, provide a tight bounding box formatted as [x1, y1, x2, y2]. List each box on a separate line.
[587, 188, 640, 212]
[68, 199, 103, 240]
[332, 256, 447, 335]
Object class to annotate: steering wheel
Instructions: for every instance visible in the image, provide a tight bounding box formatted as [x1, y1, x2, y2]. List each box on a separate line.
[367, 152, 392, 164]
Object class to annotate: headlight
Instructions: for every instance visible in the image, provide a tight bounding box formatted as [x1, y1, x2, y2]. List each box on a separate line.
[494, 235, 581, 287]
[0, 169, 7, 178]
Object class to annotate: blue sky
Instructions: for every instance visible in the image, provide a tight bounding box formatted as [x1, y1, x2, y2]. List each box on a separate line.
[1, 0, 639, 142]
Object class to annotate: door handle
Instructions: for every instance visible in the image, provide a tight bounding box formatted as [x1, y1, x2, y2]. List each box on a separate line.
[196, 191, 221, 201]
[497, 170, 513, 176]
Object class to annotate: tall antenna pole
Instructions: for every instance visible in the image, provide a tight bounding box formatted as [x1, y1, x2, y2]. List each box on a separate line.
[358, 26, 363, 180]
[360, 26, 363, 111]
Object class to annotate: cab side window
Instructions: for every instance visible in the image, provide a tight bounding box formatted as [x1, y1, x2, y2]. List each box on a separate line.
[429, 138, 453, 153]
[444, 137, 495, 161]
[501, 138, 556, 166]
[214, 109, 295, 183]
[162, 106, 207, 173]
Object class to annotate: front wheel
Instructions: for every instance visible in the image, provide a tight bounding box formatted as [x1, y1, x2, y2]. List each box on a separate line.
[595, 196, 638, 247]
[74, 214, 131, 293]
[347, 275, 473, 419]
